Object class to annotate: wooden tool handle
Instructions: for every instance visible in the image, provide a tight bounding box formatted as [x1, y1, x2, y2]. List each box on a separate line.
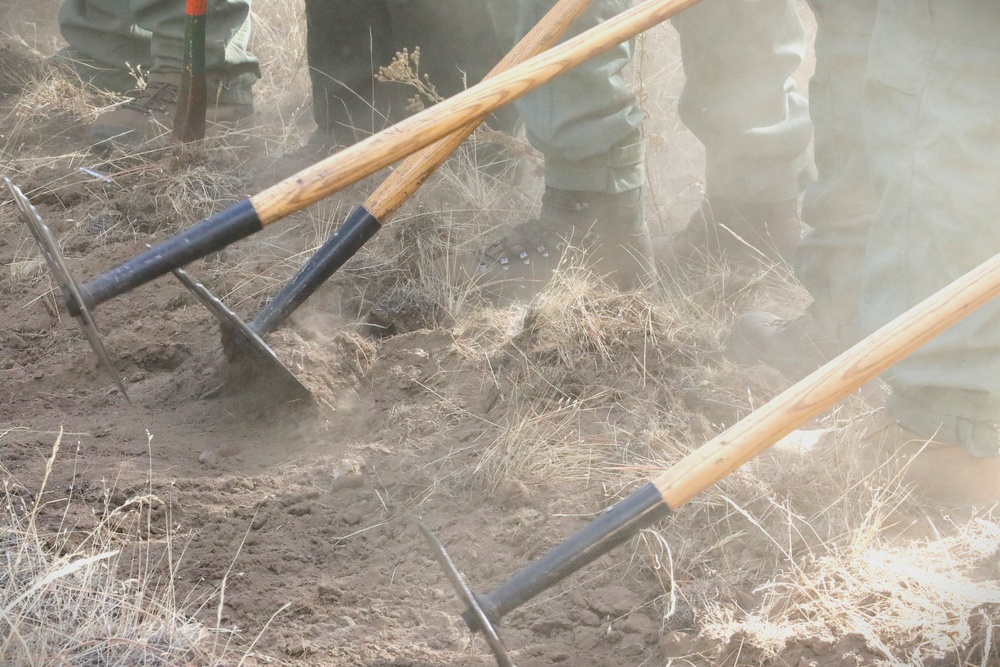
[250, 0, 699, 225]
[174, 0, 208, 142]
[245, 0, 592, 337]
[470, 249, 1000, 627]
[654, 251, 1000, 508]
[366, 0, 593, 220]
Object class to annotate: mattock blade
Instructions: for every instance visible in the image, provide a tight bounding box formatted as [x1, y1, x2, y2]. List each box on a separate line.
[5, 178, 129, 402]
[170, 267, 312, 400]
[418, 522, 516, 667]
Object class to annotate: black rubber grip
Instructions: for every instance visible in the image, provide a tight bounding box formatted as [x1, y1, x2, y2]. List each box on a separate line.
[463, 482, 671, 630]
[73, 199, 262, 313]
[250, 205, 381, 336]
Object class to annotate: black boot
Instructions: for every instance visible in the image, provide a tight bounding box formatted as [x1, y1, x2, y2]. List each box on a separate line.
[475, 186, 655, 303]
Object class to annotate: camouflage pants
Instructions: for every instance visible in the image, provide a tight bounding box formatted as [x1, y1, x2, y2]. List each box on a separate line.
[801, 0, 1000, 456]
[492, 0, 812, 197]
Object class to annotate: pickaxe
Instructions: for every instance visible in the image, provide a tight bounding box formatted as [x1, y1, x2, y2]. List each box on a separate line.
[420, 247, 1000, 666]
[7, 0, 700, 399]
[171, 0, 594, 397]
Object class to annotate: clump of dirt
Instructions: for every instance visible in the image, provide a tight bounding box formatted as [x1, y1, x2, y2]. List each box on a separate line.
[267, 326, 377, 403]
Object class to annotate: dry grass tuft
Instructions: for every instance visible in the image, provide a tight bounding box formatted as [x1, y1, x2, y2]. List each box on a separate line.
[0, 431, 259, 666]
[777, 518, 1000, 661]
[638, 393, 1000, 666]
[516, 270, 705, 371]
[464, 269, 723, 495]
[474, 395, 627, 494]
[692, 511, 1000, 665]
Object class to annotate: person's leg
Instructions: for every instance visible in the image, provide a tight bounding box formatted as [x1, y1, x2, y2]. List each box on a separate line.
[732, 0, 1000, 504]
[861, 0, 1000, 469]
[57, 0, 152, 92]
[304, 0, 399, 146]
[59, 0, 258, 95]
[501, 0, 644, 195]
[388, 0, 520, 137]
[264, 0, 516, 185]
[727, 0, 875, 378]
[134, 0, 258, 100]
[85, 0, 259, 144]
[297, 0, 518, 155]
[666, 0, 812, 267]
[478, 0, 653, 302]
[795, 0, 875, 329]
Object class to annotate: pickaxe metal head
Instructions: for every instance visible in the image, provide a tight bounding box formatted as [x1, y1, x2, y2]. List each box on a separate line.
[5, 178, 129, 402]
[418, 522, 515, 667]
[171, 267, 312, 400]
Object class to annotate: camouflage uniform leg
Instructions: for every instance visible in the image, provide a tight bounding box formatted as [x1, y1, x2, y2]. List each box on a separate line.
[674, 0, 812, 205]
[58, 0, 257, 97]
[488, 0, 645, 195]
[860, 0, 1000, 457]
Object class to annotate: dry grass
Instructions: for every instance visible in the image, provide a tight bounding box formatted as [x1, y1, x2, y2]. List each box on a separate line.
[475, 395, 627, 494]
[636, 395, 1000, 666]
[0, 430, 270, 666]
[769, 518, 1000, 660]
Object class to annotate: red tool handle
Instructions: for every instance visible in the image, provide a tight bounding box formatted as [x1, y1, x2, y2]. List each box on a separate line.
[174, 0, 208, 141]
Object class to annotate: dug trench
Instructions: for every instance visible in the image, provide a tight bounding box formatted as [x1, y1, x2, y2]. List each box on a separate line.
[5, 151, 996, 666]
[0, 139, 821, 666]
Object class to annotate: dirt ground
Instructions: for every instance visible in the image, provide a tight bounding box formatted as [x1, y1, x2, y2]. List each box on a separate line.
[4, 3, 1000, 667]
[0, 154, 733, 665]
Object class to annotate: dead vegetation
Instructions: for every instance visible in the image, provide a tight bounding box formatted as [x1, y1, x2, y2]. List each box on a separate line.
[0, 430, 271, 666]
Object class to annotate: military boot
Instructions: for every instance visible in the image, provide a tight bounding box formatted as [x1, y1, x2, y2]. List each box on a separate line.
[475, 186, 655, 304]
[90, 72, 253, 146]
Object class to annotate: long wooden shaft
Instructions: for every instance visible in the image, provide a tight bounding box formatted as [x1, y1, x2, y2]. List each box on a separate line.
[70, 0, 697, 314]
[248, 0, 593, 337]
[470, 249, 1000, 625]
[364, 0, 592, 220]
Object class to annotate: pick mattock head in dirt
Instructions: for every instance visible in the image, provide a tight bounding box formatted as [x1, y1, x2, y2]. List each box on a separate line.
[171, 267, 312, 400]
[418, 522, 515, 667]
[5, 178, 130, 402]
